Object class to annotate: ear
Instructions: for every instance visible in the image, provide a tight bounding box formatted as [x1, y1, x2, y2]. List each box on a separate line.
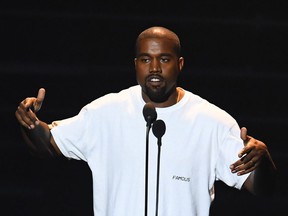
[178, 57, 184, 71]
[134, 58, 137, 67]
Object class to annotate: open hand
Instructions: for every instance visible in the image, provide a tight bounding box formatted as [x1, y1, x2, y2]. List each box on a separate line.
[230, 127, 268, 175]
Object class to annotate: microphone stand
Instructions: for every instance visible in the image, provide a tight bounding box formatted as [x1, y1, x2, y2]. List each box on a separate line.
[142, 102, 157, 216]
[145, 118, 152, 216]
[152, 120, 166, 216]
[155, 137, 162, 216]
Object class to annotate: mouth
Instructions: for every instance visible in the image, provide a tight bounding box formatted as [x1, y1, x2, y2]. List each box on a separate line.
[146, 75, 164, 88]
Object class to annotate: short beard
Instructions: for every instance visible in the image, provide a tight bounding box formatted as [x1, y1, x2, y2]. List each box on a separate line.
[143, 84, 175, 103]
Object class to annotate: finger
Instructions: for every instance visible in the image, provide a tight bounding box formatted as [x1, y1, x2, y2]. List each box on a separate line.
[231, 155, 259, 174]
[15, 109, 30, 128]
[37, 88, 45, 102]
[231, 160, 255, 174]
[19, 98, 39, 123]
[19, 97, 35, 111]
[230, 156, 247, 172]
[236, 165, 257, 176]
[16, 105, 38, 129]
[34, 88, 46, 112]
[236, 158, 258, 175]
[230, 159, 242, 170]
[238, 145, 252, 158]
[241, 153, 258, 165]
[230, 152, 254, 170]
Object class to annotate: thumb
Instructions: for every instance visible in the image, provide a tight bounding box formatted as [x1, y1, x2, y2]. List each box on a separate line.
[240, 127, 248, 143]
[33, 88, 46, 112]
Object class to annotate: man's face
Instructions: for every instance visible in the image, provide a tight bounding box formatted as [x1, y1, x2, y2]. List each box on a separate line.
[134, 37, 184, 104]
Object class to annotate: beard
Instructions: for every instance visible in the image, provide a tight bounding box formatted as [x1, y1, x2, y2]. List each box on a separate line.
[143, 83, 175, 103]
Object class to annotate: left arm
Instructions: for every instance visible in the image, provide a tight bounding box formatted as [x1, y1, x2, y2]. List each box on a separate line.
[230, 127, 277, 196]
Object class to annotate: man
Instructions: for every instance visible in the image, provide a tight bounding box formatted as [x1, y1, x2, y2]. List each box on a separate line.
[15, 26, 276, 216]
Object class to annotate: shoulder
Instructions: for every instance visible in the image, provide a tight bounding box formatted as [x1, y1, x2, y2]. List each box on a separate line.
[184, 90, 237, 125]
[76, 85, 142, 119]
[87, 85, 140, 108]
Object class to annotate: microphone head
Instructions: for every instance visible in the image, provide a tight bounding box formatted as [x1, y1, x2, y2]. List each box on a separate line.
[143, 102, 157, 125]
[152, 119, 166, 139]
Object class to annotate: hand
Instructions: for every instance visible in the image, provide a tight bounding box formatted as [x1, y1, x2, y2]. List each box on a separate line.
[15, 88, 46, 130]
[230, 127, 269, 176]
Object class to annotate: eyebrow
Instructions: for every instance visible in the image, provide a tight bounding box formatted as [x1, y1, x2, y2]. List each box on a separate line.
[136, 52, 174, 58]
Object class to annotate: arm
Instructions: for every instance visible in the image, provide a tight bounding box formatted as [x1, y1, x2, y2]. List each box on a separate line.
[230, 127, 277, 196]
[15, 88, 62, 158]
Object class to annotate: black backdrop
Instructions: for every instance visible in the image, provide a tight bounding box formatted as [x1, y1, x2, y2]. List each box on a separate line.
[1, 1, 288, 215]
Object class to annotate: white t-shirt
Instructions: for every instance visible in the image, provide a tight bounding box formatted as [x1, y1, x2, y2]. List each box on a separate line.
[50, 85, 249, 216]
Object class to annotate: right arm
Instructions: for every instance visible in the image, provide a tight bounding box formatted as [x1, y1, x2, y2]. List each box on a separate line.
[15, 88, 62, 158]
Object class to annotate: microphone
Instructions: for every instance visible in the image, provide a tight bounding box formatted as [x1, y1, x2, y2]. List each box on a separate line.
[143, 102, 157, 128]
[142, 102, 157, 216]
[152, 119, 166, 216]
[152, 120, 166, 145]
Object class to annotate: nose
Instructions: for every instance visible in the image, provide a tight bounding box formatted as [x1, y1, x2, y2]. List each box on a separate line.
[149, 59, 161, 73]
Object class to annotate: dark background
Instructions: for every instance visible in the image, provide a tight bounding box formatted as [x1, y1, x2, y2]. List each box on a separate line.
[1, 1, 287, 215]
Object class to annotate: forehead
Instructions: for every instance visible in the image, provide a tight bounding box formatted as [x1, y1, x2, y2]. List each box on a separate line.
[136, 37, 177, 55]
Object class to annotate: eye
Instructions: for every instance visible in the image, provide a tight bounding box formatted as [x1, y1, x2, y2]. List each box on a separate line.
[160, 57, 170, 63]
[139, 57, 151, 63]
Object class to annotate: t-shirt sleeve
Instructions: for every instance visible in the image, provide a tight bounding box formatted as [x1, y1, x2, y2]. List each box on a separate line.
[50, 107, 91, 161]
[215, 124, 250, 190]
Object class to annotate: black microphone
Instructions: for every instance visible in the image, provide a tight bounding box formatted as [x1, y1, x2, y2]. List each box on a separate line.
[142, 102, 157, 216]
[143, 102, 157, 128]
[152, 119, 166, 216]
[152, 120, 166, 145]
